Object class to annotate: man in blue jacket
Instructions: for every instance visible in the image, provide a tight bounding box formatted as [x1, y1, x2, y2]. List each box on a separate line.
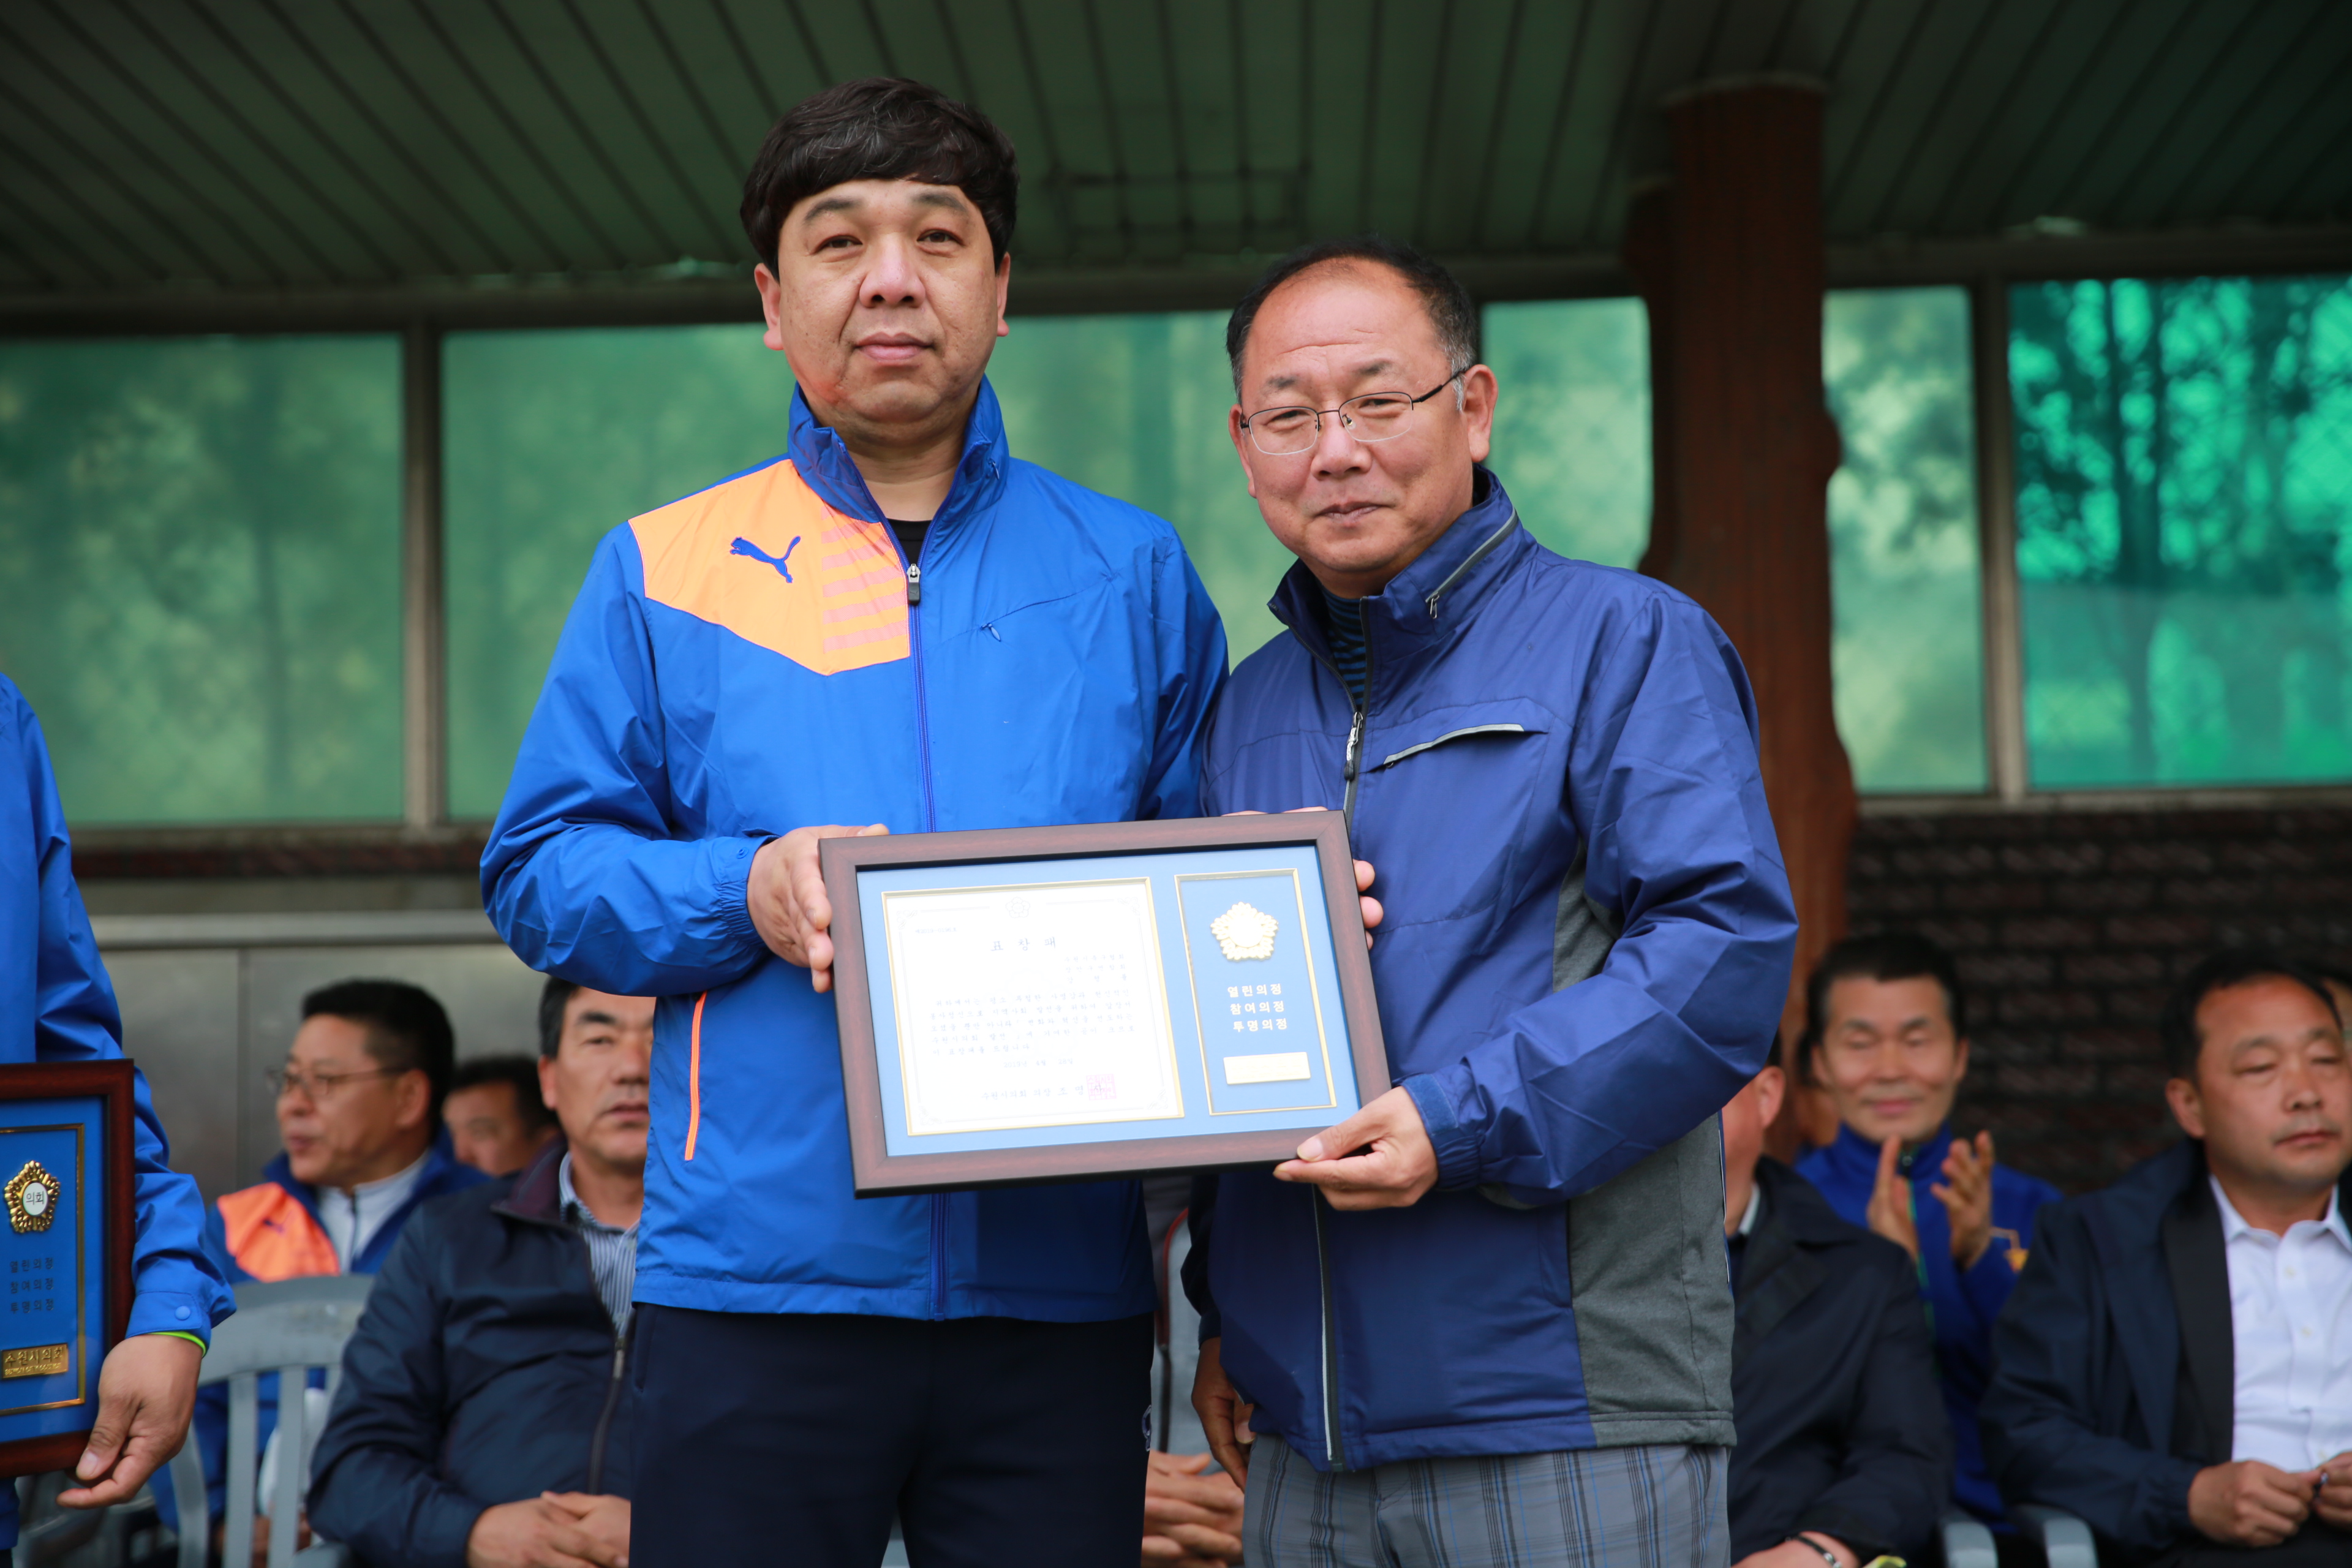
[1981, 950, 2352, 1566]
[481, 78, 1228, 1568]
[1183, 237, 1797, 1566]
[307, 978, 653, 1568]
[0, 675, 235, 1545]
[1794, 932, 2061, 1525]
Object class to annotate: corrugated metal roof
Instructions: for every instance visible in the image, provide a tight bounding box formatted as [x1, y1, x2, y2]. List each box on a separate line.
[1, 0, 2347, 297]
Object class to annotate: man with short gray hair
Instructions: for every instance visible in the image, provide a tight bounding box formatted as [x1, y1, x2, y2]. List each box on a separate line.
[1185, 236, 1798, 1567]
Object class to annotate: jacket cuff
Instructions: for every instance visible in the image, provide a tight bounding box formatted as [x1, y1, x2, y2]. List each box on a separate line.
[712, 835, 767, 951]
[126, 1292, 214, 1343]
[1403, 1070, 1482, 1191]
[406, 1494, 491, 1568]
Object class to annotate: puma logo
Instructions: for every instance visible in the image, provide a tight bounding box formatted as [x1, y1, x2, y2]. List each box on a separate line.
[730, 535, 801, 583]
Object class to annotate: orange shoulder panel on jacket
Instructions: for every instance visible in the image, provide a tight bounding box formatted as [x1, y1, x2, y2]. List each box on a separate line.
[630, 459, 910, 677]
[216, 1183, 339, 1283]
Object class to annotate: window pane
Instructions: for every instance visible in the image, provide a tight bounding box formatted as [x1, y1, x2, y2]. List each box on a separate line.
[1825, 287, 1989, 794]
[1481, 298, 1651, 569]
[2010, 276, 2352, 788]
[987, 312, 1292, 657]
[442, 326, 794, 818]
[0, 336, 402, 824]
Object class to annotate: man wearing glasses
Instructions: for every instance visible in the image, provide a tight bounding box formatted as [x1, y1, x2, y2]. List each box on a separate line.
[1185, 238, 1797, 1566]
[195, 979, 485, 1525]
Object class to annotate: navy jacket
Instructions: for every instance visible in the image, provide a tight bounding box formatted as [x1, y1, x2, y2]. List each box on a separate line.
[1730, 1159, 1951, 1562]
[1981, 1141, 2352, 1562]
[191, 1136, 486, 1521]
[309, 1139, 636, 1568]
[1186, 474, 1798, 1469]
[1799, 1121, 2060, 1520]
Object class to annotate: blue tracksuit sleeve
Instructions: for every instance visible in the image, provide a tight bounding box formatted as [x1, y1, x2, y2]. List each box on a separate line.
[1981, 1205, 2199, 1550]
[1136, 537, 1229, 824]
[1401, 592, 1797, 1200]
[482, 532, 771, 995]
[11, 689, 232, 1342]
[307, 1218, 482, 1568]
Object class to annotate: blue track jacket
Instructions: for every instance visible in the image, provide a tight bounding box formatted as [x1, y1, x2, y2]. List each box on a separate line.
[1798, 1121, 2061, 1521]
[1, 677, 235, 1545]
[1185, 475, 1797, 1471]
[483, 381, 1226, 1322]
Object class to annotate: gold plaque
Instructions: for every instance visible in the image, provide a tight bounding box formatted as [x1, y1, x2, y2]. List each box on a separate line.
[4, 1161, 59, 1235]
[1, 1344, 67, 1380]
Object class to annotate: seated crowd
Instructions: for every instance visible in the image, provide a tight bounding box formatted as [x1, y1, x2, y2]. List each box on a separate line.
[190, 936, 2346, 1568]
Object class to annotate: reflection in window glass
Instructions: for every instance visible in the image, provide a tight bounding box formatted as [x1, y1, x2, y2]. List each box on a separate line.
[0, 336, 402, 824]
[1825, 288, 1988, 794]
[2011, 276, 2352, 788]
[1481, 298, 1651, 570]
[442, 326, 794, 818]
[987, 312, 1290, 657]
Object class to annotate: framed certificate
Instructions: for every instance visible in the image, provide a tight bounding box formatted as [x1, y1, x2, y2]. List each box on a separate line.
[0, 1060, 134, 1478]
[824, 813, 1389, 1196]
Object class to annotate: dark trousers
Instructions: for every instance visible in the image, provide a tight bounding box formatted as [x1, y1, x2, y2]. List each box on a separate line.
[630, 1304, 1154, 1568]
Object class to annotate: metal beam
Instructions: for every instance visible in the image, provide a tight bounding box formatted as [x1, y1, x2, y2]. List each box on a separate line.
[400, 323, 446, 830]
[1970, 276, 2029, 804]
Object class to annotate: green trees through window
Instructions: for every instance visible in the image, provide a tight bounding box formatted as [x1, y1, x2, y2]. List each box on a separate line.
[0, 336, 403, 824]
[2011, 275, 2352, 788]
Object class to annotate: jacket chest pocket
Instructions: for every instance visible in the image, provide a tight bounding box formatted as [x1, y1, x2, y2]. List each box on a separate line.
[1359, 706, 1556, 933]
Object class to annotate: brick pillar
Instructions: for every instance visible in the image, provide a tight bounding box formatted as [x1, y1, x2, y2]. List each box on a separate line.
[1626, 80, 1853, 1140]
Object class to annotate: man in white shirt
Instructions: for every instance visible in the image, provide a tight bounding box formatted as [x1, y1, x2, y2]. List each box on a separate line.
[1983, 949, 2352, 1567]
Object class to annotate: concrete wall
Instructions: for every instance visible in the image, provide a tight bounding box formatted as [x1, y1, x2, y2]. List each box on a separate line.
[1847, 804, 2352, 1193]
[93, 911, 543, 1202]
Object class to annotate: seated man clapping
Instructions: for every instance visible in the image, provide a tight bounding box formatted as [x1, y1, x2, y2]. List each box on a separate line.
[307, 979, 653, 1567]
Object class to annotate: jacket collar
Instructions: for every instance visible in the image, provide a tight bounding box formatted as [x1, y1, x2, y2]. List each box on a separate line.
[785, 378, 1010, 532]
[1268, 467, 1528, 701]
[1734, 1159, 1843, 1362]
[261, 1128, 477, 1252]
[1822, 1118, 1954, 1182]
[492, 1134, 571, 1229]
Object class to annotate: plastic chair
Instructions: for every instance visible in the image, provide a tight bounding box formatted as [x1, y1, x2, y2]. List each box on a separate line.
[167, 1275, 374, 1568]
[2014, 1504, 2100, 1568]
[1939, 1509, 1998, 1568]
[1152, 1211, 1209, 1459]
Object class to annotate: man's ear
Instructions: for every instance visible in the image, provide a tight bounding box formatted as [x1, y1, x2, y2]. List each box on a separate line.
[538, 1054, 560, 1114]
[995, 251, 1012, 338]
[755, 262, 788, 352]
[1952, 1035, 1971, 1085]
[1755, 1065, 1787, 1129]
[2165, 1076, 2207, 1140]
[395, 1069, 433, 1134]
[1460, 364, 1497, 464]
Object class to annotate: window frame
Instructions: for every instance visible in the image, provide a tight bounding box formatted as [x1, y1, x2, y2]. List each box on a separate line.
[10, 232, 2352, 855]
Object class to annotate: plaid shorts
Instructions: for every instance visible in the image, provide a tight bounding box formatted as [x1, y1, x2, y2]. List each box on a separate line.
[1243, 1436, 1730, 1568]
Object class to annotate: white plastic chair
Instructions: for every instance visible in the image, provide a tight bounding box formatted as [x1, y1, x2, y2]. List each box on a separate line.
[1939, 1509, 1998, 1568]
[2014, 1504, 2100, 1568]
[167, 1275, 373, 1568]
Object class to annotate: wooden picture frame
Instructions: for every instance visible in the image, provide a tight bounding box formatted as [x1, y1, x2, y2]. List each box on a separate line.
[0, 1058, 135, 1479]
[823, 814, 1389, 1196]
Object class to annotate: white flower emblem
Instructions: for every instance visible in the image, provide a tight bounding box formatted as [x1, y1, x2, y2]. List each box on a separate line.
[1210, 902, 1279, 962]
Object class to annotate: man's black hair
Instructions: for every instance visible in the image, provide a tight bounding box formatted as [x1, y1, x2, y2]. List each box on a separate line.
[301, 979, 456, 1120]
[2157, 949, 2341, 1081]
[1798, 932, 1967, 1079]
[1224, 234, 1479, 397]
[450, 1055, 556, 1133]
[538, 976, 581, 1061]
[740, 77, 1019, 268]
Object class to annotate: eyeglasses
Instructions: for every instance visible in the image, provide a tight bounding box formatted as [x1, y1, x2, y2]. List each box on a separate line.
[265, 1065, 404, 1102]
[1239, 370, 1468, 457]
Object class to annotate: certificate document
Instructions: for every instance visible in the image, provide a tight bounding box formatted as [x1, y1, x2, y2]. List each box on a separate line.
[881, 878, 1186, 1136]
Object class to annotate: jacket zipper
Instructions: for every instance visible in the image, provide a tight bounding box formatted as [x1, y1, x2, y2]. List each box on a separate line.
[894, 522, 948, 1319]
[1302, 620, 1373, 1471]
[586, 1330, 627, 1493]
